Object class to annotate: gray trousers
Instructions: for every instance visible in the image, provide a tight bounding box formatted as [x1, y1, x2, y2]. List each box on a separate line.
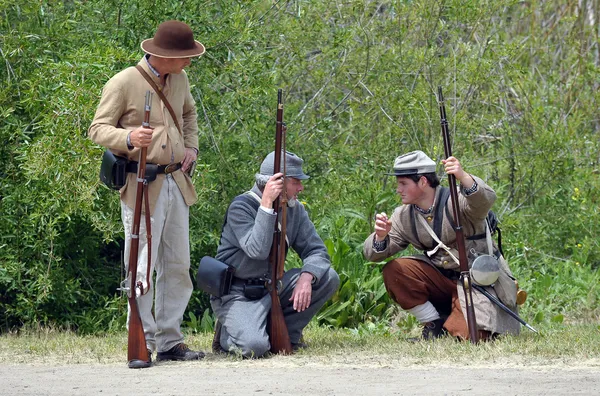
[211, 267, 339, 357]
[121, 174, 193, 353]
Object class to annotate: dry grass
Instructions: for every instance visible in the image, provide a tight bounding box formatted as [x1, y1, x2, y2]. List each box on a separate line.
[1, 323, 599, 368]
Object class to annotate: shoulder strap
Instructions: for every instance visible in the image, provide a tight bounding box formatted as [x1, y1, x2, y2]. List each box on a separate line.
[411, 187, 451, 250]
[416, 214, 460, 264]
[135, 65, 182, 135]
[409, 206, 424, 247]
[444, 201, 456, 230]
[432, 187, 450, 239]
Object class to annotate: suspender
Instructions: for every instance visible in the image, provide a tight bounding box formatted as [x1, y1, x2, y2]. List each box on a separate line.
[411, 186, 496, 258]
[410, 187, 450, 249]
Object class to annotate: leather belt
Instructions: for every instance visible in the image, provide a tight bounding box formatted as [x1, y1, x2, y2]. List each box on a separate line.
[231, 277, 267, 287]
[126, 162, 182, 175]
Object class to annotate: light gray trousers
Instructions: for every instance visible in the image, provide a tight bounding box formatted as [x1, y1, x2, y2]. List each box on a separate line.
[211, 267, 339, 357]
[121, 174, 193, 353]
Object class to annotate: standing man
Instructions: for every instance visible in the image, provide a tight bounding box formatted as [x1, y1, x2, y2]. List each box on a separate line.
[89, 20, 205, 365]
[364, 151, 520, 341]
[211, 151, 340, 357]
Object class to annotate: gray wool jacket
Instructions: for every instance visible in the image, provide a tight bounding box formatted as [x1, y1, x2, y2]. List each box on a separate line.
[216, 184, 331, 282]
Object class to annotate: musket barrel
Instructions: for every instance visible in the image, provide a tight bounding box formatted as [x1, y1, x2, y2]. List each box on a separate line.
[268, 88, 292, 354]
[124, 91, 154, 367]
[438, 86, 479, 344]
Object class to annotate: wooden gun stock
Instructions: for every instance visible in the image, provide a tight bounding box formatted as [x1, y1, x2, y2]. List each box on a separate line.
[125, 91, 153, 367]
[438, 86, 479, 344]
[268, 89, 293, 354]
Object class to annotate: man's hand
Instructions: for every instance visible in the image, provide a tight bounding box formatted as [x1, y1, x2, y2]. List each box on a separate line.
[374, 212, 392, 241]
[181, 147, 197, 172]
[261, 172, 284, 208]
[129, 125, 154, 147]
[290, 272, 314, 312]
[442, 156, 474, 189]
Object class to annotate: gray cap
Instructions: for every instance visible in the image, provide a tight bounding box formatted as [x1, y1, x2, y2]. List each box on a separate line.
[387, 150, 437, 176]
[259, 151, 310, 180]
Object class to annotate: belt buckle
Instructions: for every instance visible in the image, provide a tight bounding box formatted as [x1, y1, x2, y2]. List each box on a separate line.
[164, 163, 179, 174]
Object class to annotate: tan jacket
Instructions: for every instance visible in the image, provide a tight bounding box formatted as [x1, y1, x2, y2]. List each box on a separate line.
[89, 58, 198, 213]
[364, 176, 520, 335]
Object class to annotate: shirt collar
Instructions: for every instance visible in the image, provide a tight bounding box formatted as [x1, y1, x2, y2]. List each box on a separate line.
[144, 54, 161, 78]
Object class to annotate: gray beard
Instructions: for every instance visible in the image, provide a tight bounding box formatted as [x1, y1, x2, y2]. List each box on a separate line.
[287, 197, 298, 208]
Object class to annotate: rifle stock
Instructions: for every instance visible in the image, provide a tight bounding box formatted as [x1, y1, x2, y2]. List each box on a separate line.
[124, 91, 153, 367]
[437, 86, 479, 344]
[268, 89, 293, 354]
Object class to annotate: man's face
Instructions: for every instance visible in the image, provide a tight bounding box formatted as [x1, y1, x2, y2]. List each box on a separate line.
[285, 177, 304, 203]
[165, 57, 192, 74]
[395, 176, 424, 204]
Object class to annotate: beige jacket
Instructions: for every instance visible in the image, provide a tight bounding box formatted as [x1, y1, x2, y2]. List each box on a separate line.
[89, 58, 198, 213]
[364, 176, 520, 335]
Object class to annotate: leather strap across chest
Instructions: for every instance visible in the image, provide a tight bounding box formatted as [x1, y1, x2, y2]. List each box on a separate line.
[135, 65, 182, 135]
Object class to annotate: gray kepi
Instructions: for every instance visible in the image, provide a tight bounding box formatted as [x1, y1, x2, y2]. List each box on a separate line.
[387, 150, 437, 176]
[260, 151, 310, 180]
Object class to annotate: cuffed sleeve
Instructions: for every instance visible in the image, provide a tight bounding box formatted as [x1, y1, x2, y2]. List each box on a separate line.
[88, 81, 131, 153]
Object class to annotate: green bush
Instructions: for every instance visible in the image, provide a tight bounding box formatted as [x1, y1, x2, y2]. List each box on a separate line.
[1, 0, 599, 333]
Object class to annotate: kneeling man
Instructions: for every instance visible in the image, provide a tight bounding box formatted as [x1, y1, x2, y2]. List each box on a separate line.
[211, 151, 340, 357]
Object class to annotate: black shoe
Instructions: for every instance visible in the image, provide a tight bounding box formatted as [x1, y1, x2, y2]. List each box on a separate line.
[421, 318, 447, 340]
[292, 341, 308, 351]
[409, 318, 447, 342]
[156, 343, 205, 361]
[212, 321, 226, 354]
[128, 349, 152, 369]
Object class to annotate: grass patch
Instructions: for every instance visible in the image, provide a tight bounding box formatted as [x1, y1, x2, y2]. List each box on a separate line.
[1, 323, 599, 367]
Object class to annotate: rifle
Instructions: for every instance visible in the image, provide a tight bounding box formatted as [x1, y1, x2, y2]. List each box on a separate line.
[119, 91, 153, 368]
[437, 86, 479, 344]
[268, 89, 293, 354]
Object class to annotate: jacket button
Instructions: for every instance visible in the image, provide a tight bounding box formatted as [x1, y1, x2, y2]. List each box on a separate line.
[162, 144, 166, 149]
[443, 260, 448, 265]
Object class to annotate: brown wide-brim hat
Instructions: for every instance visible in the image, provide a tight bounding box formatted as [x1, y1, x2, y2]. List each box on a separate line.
[141, 20, 205, 58]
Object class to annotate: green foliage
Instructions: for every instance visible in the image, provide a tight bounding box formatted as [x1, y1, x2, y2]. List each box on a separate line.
[184, 310, 215, 334]
[316, 231, 397, 328]
[1, 0, 599, 333]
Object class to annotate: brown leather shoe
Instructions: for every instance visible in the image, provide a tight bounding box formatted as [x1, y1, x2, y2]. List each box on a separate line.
[156, 343, 205, 361]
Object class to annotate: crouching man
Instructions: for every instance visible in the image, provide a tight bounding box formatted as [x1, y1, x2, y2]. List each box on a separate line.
[364, 151, 520, 341]
[211, 151, 340, 357]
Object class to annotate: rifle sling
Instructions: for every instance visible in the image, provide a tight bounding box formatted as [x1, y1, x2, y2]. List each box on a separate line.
[135, 65, 182, 135]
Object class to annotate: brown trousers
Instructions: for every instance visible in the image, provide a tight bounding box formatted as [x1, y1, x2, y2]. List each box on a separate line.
[382, 258, 470, 339]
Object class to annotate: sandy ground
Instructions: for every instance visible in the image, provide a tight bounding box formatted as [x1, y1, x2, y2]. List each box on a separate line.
[2, 358, 599, 395]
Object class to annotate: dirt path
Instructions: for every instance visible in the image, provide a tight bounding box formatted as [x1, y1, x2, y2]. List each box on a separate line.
[2, 359, 599, 395]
